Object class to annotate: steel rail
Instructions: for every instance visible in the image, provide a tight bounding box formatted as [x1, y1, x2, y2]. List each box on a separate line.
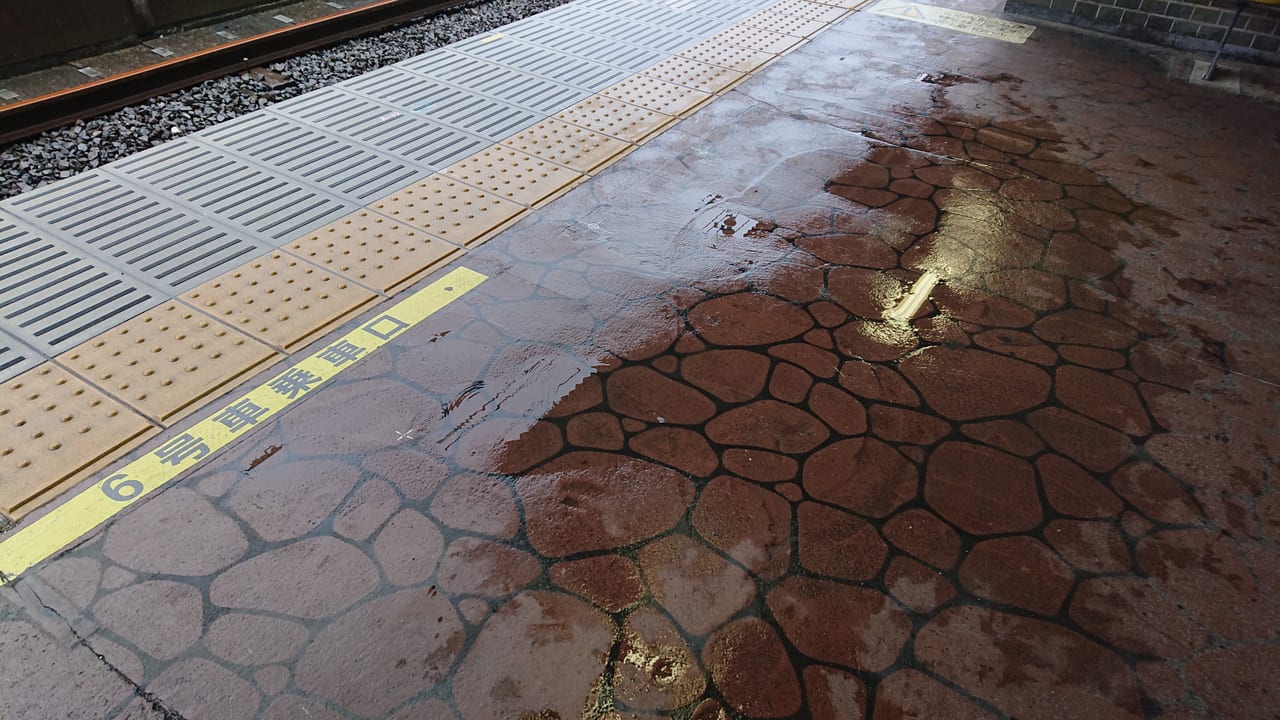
[0, 0, 469, 145]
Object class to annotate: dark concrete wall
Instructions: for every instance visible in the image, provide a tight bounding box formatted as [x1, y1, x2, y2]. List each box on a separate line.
[1009, 0, 1280, 62]
[0, 0, 271, 71]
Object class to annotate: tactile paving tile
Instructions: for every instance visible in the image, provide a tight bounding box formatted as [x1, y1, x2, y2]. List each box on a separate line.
[641, 56, 746, 94]
[288, 209, 462, 293]
[59, 302, 280, 425]
[501, 118, 631, 174]
[553, 94, 674, 143]
[443, 146, 583, 207]
[739, 7, 829, 36]
[373, 175, 525, 246]
[677, 39, 776, 73]
[181, 252, 379, 352]
[763, 0, 848, 23]
[0, 364, 155, 519]
[601, 75, 712, 117]
[706, 23, 804, 55]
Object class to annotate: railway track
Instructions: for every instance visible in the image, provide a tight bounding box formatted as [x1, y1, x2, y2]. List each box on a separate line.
[0, 0, 469, 145]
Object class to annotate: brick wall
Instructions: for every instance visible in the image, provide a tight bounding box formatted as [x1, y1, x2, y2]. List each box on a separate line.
[1009, 0, 1280, 61]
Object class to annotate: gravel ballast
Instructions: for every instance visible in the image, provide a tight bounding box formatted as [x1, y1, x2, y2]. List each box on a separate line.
[0, 0, 571, 200]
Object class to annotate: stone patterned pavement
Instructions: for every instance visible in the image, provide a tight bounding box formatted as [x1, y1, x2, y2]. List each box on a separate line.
[3, 3, 1280, 719]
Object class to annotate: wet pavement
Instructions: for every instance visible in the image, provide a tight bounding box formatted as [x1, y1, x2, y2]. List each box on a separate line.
[4, 2, 1280, 719]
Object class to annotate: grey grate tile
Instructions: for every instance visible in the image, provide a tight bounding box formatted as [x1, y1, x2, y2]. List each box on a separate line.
[109, 140, 353, 243]
[272, 88, 490, 169]
[342, 68, 541, 141]
[0, 212, 158, 354]
[397, 50, 588, 115]
[0, 329, 40, 383]
[199, 113, 426, 202]
[3, 172, 265, 292]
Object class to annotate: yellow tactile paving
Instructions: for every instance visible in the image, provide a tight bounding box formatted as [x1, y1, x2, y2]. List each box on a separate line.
[642, 56, 746, 94]
[501, 118, 632, 174]
[677, 39, 776, 74]
[288, 209, 463, 294]
[765, 0, 848, 23]
[553, 95, 675, 143]
[740, 8, 830, 36]
[373, 174, 525, 246]
[58, 303, 281, 425]
[443, 144, 584, 207]
[601, 75, 713, 118]
[0, 364, 155, 519]
[181, 251, 380, 352]
[706, 23, 804, 55]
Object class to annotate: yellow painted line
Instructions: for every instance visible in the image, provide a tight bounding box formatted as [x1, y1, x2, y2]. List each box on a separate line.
[0, 267, 487, 585]
[870, 1, 1036, 43]
[883, 269, 939, 324]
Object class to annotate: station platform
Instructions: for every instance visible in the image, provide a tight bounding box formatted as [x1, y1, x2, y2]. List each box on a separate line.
[2, 0, 1279, 718]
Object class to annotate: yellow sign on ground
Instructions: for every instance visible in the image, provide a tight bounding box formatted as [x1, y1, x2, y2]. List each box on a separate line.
[0, 267, 487, 585]
[872, 1, 1036, 43]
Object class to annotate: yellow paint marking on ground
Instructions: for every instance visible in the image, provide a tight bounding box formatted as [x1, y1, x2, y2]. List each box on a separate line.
[871, 1, 1036, 43]
[884, 270, 939, 323]
[0, 267, 487, 585]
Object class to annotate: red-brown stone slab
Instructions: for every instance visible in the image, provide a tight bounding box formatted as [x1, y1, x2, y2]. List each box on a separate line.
[682, 349, 772, 402]
[768, 576, 911, 672]
[808, 383, 867, 435]
[688, 293, 813, 346]
[796, 501, 887, 580]
[1069, 576, 1206, 658]
[693, 475, 792, 579]
[721, 448, 798, 482]
[451, 592, 612, 720]
[804, 437, 918, 517]
[707, 399, 830, 453]
[1136, 529, 1280, 640]
[518, 451, 694, 557]
[915, 606, 1140, 720]
[607, 366, 717, 424]
[704, 618, 802, 718]
[372, 509, 445, 586]
[1055, 365, 1151, 436]
[103, 488, 248, 576]
[229, 459, 359, 542]
[874, 668, 996, 719]
[147, 658, 262, 720]
[429, 474, 520, 539]
[93, 580, 203, 661]
[1028, 407, 1136, 473]
[549, 555, 644, 613]
[631, 426, 719, 476]
[210, 537, 379, 619]
[436, 537, 541, 597]
[1186, 644, 1280, 720]
[884, 556, 956, 613]
[1045, 518, 1131, 573]
[1037, 453, 1124, 518]
[925, 442, 1042, 535]
[959, 536, 1075, 616]
[615, 608, 706, 711]
[899, 347, 1050, 420]
[566, 411, 626, 450]
[804, 665, 868, 720]
[960, 419, 1045, 456]
[882, 508, 962, 570]
[639, 534, 756, 637]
